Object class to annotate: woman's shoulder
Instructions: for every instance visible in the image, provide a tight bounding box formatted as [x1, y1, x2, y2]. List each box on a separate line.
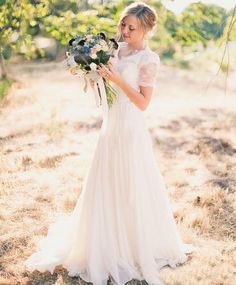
[139, 48, 160, 66]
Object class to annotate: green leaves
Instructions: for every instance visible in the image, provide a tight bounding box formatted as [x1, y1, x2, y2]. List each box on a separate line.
[0, 0, 50, 61]
[0, 0, 234, 79]
[175, 2, 227, 46]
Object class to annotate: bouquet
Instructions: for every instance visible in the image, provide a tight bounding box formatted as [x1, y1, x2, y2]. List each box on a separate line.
[64, 31, 119, 108]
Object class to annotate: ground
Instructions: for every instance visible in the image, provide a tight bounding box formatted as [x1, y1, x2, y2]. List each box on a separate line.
[0, 61, 235, 285]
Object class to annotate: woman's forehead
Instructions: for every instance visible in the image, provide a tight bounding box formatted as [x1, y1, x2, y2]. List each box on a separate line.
[122, 15, 139, 27]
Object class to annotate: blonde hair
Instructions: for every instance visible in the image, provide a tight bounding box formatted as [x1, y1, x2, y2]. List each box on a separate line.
[117, 1, 157, 41]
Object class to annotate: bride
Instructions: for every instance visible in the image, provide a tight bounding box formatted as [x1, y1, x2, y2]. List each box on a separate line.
[25, 2, 195, 285]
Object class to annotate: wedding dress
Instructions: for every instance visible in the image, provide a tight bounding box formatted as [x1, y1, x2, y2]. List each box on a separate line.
[25, 42, 195, 285]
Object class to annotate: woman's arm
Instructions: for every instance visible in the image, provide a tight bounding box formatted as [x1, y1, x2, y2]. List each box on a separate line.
[118, 80, 153, 111]
[98, 63, 153, 111]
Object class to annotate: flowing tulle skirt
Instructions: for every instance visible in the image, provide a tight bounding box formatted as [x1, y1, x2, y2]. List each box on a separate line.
[25, 99, 195, 285]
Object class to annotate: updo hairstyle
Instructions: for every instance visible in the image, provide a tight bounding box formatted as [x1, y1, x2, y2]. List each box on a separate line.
[117, 2, 157, 40]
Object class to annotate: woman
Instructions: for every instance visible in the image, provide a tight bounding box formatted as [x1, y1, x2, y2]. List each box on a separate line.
[25, 2, 195, 285]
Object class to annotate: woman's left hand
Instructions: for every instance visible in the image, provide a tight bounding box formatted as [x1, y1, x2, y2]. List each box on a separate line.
[97, 62, 123, 86]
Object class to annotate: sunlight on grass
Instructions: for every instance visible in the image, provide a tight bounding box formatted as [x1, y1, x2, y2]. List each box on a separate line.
[0, 62, 235, 285]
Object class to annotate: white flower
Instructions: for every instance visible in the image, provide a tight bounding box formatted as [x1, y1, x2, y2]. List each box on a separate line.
[91, 53, 97, 59]
[94, 44, 102, 51]
[86, 34, 93, 40]
[63, 56, 77, 69]
[89, 62, 97, 71]
[101, 45, 109, 52]
[69, 66, 84, 77]
[99, 39, 107, 46]
[67, 55, 77, 66]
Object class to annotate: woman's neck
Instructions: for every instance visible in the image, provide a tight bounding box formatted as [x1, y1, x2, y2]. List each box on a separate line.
[126, 41, 147, 50]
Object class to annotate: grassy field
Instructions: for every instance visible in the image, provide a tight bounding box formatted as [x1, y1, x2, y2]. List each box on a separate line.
[0, 60, 235, 285]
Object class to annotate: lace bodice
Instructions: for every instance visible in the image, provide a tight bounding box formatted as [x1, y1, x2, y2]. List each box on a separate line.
[110, 42, 160, 104]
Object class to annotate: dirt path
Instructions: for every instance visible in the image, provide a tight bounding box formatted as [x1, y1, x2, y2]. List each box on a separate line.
[0, 61, 235, 284]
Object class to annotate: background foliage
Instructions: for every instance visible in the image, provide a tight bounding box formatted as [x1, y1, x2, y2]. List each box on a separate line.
[0, 0, 235, 79]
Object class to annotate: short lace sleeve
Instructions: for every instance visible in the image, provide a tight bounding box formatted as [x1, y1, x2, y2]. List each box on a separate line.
[138, 51, 160, 88]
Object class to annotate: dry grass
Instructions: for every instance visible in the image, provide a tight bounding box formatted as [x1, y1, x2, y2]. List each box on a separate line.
[0, 61, 236, 285]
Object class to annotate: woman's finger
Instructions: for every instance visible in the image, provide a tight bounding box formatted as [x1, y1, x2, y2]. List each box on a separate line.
[108, 62, 115, 73]
[98, 70, 108, 79]
[99, 64, 111, 74]
[99, 66, 111, 78]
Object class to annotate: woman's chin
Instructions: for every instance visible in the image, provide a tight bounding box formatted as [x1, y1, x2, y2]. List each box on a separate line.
[123, 37, 130, 42]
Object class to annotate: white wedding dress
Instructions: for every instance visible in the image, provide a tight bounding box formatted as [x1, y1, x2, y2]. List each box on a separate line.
[25, 42, 195, 285]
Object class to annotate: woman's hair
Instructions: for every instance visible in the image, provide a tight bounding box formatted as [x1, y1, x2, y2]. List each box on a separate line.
[116, 1, 157, 41]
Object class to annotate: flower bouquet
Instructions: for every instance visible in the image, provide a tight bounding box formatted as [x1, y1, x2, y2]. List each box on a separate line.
[64, 31, 119, 108]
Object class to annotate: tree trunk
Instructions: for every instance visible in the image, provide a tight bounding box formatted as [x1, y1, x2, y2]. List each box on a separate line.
[0, 52, 7, 79]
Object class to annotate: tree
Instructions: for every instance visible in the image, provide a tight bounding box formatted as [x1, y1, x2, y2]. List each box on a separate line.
[0, 0, 118, 79]
[175, 2, 227, 47]
[0, 0, 49, 78]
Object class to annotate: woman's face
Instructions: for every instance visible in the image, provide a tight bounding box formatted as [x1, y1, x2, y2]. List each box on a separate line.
[120, 15, 146, 45]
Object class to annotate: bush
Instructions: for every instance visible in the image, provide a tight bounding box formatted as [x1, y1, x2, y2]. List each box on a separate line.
[0, 79, 12, 100]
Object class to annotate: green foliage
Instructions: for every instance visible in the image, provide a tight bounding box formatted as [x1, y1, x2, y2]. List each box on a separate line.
[0, 0, 234, 73]
[219, 62, 228, 72]
[48, 0, 79, 15]
[217, 7, 236, 44]
[148, 1, 175, 52]
[175, 2, 227, 47]
[0, 78, 12, 100]
[0, 0, 50, 60]
[43, 10, 116, 46]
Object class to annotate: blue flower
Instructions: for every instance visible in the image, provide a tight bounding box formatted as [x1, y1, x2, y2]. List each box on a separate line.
[83, 47, 90, 54]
